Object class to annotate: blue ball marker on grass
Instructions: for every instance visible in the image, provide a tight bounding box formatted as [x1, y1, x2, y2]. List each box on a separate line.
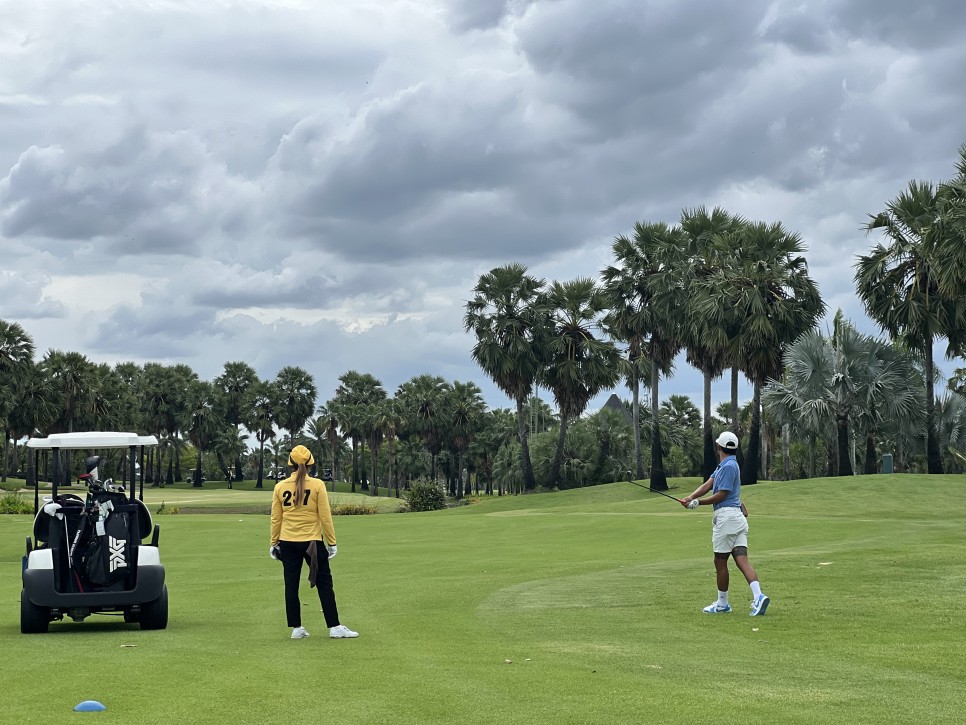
[74, 700, 107, 712]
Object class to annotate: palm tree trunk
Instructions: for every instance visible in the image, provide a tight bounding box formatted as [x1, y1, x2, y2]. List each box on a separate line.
[549, 415, 570, 487]
[808, 436, 816, 479]
[175, 433, 183, 481]
[742, 380, 762, 485]
[330, 439, 339, 486]
[731, 367, 745, 470]
[836, 413, 853, 476]
[924, 337, 944, 473]
[702, 370, 715, 479]
[632, 365, 644, 479]
[2, 429, 9, 482]
[758, 423, 772, 478]
[351, 438, 358, 493]
[454, 451, 463, 500]
[234, 426, 244, 482]
[516, 396, 537, 490]
[782, 424, 790, 480]
[256, 439, 265, 489]
[649, 369, 668, 491]
[370, 442, 378, 497]
[863, 431, 877, 474]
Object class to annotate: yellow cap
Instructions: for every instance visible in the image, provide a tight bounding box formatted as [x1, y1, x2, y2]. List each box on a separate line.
[288, 445, 314, 466]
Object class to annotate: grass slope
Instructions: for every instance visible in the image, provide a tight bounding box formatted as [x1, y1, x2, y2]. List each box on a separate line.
[1, 474, 965, 724]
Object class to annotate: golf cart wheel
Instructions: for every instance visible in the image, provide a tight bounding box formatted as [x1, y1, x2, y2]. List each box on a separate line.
[139, 585, 168, 630]
[21, 590, 50, 634]
[123, 609, 140, 624]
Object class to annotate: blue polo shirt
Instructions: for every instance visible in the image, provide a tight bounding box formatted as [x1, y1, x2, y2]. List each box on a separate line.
[711, 455, 740, 510]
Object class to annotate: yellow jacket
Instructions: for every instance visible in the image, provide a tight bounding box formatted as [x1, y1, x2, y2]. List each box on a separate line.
[270, 475, 336, 546]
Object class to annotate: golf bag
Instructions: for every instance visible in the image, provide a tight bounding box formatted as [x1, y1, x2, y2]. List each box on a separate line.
[84, 491, 137, 588]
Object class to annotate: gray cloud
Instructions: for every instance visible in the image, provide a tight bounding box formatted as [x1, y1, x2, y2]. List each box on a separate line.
[0, 271, 67, 319]
[1, 0, 964, 411]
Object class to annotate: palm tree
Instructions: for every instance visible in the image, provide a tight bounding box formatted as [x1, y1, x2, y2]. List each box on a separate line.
[214, 362, 258, 481]
[273, 366, 317, 450]
[464, 263, 548, 491]
[213, 426, 249, 483]
[934, 392, 966, 472]
[469, 408, 516, 495]
[8, 363, 58, 480]
[710, 221, 825, 484]
[317, 403, 344, 486]
[763, 315, 924, 477]
[0, 320, 35, 481]
[40, 350, 96, 434]
[394, 437, 428, 488]
[395, 374, 449, 484]
[243, 380, 277, 489]
[928, 143, 966, 306]
[305, 415, 329, 478]
[447, 381, 487, 498]
[362, 399, 391, 496]
[540, 278, 621, 487]
[375, 398, 403, 497]
[332, 371, 386, 491]
[601, 222, 685, 490]
[679, 207, 744, 478]
[186, 381, 219, 487]
[140, 364, 176, 485]
[857, 180, 965, 473]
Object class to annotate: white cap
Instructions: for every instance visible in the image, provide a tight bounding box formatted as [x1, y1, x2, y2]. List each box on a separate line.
[715, 431, 739, 450]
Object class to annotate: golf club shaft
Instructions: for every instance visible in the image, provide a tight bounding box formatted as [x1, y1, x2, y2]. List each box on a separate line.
[625, 479, 681, 502]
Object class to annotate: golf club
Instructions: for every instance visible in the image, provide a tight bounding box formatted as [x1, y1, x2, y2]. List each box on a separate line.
[624, 471, 683, 503]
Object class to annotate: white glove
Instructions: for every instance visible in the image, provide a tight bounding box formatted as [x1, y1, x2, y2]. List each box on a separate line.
[270, 545, 280, 560]
[43, 502, 64, 519]
[326, 545, 337, 559]
[687, 499, 700, 510]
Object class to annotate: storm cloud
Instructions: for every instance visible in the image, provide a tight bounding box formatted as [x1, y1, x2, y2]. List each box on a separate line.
[2, 0, 964, 408]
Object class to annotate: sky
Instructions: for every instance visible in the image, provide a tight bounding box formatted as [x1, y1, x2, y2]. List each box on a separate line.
[2, 0, 965, 416]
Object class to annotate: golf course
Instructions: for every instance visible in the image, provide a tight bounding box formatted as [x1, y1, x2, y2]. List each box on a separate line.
[2, 474, 965, 724]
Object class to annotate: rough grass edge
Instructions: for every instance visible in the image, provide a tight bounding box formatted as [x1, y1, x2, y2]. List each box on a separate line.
[0, 492, 33, 514]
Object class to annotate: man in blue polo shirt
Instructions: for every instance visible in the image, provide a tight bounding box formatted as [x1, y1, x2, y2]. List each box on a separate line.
[681, 431, 770, 616]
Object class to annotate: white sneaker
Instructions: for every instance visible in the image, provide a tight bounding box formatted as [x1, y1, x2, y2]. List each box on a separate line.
[291, 626, 310, 639]
[329, 624, 358, 638]
[702, 602, 731, 613]
[750, 594, 770, 616]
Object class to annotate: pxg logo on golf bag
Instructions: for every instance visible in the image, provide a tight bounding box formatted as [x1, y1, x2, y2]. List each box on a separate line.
[108, 536, 128, 573]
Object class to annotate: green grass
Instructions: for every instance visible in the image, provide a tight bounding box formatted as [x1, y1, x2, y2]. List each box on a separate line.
[2, 474, 965, 724]
[1, 478, 405, 513]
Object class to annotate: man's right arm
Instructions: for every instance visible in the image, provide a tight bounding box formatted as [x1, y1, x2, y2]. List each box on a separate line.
[681, 476, 714, 506]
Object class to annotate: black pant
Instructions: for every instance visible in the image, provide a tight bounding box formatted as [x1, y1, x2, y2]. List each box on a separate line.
[278, 540, 340, 628]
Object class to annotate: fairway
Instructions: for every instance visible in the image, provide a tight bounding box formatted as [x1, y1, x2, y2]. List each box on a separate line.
[2, 475, 965, 724]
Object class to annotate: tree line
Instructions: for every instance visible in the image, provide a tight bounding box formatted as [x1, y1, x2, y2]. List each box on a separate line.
[2, 147, 965, 494]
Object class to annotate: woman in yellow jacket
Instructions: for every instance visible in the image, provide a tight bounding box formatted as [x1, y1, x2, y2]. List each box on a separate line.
[270, 445, 358, 640]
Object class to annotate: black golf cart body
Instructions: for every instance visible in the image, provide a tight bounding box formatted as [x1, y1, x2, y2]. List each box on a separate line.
[21, 432, 168, 633]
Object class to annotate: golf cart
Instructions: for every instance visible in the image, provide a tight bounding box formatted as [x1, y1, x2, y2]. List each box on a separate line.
[21, 432, 168, 633]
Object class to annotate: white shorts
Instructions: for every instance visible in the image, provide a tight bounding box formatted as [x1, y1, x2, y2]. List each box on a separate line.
[712, 507, 748, 553]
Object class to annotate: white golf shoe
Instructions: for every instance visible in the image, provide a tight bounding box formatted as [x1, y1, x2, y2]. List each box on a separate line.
[291, 626, 310, 639]
[329, 625, 359, 638]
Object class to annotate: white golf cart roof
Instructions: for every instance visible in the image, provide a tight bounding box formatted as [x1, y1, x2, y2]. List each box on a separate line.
[27, 432, 159, 450]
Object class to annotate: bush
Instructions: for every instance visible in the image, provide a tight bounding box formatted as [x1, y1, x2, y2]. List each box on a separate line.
[156, 501, 180, 515]
[403, 480, 447, 512]
[331, 503, 378, 516]
[0, 493, 33, 514]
